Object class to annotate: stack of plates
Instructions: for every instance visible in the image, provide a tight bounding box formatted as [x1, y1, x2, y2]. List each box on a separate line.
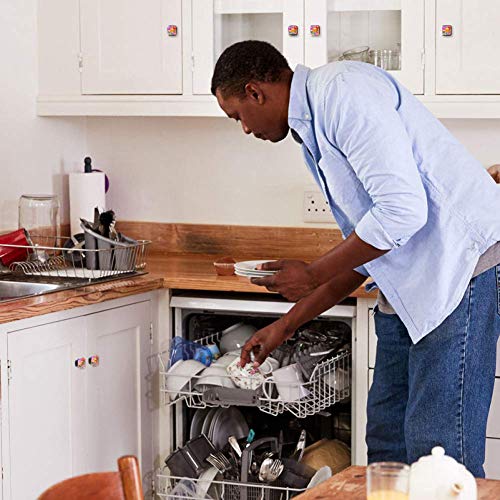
[234, 260, 278, 279]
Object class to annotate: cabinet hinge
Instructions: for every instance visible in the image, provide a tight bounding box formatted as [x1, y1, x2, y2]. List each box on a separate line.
[78, 52, 83, 72]
[7, 360, 12, 383]
[191, 52, 195, 72]
[151, 476, 155, 496]
[421, 48, 425, 69]
[150, 322, 154, 345]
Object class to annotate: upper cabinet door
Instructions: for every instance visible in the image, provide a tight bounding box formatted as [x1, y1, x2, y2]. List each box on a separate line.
[192, 0, 304, 95]
[436, 0, 500, 94]
[305, 0, 425, 94]
[80, 0, 182, 94]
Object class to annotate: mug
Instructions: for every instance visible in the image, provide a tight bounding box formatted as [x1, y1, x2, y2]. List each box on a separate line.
[259, 357, 280, 376]
[263, 363, 310, 402]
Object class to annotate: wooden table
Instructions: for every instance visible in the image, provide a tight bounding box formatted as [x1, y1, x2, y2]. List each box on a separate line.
[295, 466, 500, 499]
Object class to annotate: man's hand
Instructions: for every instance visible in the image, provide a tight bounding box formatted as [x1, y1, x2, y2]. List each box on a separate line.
[488, 164, 500, 183]
[250, 259, 316, 302]
[240, 318, 291, 367]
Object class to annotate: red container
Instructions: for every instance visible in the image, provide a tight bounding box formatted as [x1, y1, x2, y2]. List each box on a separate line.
[0, 229, 30, 267]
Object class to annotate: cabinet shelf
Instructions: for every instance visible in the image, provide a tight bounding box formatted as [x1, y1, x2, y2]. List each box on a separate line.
[214, 0, 285, 15]
[328, 0, 401, 11]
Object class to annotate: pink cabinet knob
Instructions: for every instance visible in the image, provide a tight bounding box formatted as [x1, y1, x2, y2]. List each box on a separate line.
[167, 25, 178, 37]
[310, 25, 321, 37]
[89, 355, 100, 367]
[75, 357, 86, 369]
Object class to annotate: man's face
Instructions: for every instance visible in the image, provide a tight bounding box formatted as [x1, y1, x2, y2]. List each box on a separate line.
[216, 82, 290, 143]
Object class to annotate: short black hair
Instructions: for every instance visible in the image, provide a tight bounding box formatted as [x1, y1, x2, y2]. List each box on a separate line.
[211, 40, 291, 98]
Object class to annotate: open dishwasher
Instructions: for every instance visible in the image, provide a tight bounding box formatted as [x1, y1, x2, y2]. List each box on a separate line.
[157, 292, 357, 499]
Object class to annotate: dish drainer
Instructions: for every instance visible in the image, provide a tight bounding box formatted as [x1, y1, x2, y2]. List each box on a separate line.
[2, 235, 149, 281]
[156, 472, 306, 500]
[159, 330, 351, 419]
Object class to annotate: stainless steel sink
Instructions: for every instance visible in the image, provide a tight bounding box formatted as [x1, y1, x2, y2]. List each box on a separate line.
[0, 280, 68, 303]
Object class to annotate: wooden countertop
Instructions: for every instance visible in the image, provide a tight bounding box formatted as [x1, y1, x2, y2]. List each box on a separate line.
[0, 253, 374, 325]
[295, 466, 500, 499]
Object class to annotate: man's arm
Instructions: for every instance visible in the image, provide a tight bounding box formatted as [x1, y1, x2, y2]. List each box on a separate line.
[241, 269, 366, 365]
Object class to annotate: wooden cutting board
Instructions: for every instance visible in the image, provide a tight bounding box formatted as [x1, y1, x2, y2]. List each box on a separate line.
[295, 466, 500, 499]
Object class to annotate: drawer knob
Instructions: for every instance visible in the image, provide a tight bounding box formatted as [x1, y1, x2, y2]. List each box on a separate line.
[89, 355, 100, 367]
[167, 25, 178, 37]
[75, 357, 86, 369]
[310, 25, 321, 37]
[288, 25, 299, 36]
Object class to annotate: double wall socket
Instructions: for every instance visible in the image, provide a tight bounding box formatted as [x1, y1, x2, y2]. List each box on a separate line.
[303, 190, 334, 223]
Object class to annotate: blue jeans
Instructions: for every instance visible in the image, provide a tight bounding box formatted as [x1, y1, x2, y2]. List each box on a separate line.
[366, 265, 500, 477]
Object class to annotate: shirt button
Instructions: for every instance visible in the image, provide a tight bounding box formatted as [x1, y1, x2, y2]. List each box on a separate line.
[304, 113, 310, 119]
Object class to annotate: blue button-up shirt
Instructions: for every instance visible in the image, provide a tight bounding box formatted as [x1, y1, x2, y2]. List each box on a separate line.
[289, 63, 500, 343]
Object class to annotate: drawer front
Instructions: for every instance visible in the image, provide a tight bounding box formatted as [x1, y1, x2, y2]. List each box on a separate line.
[487, 378, 500, 438]
[368, 309, 376, 369]
[485, 438, 500, 480]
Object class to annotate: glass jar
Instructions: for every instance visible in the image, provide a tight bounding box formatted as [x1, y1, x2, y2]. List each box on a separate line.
[367, 462, 410, 500]
[18, 194, 60, 248]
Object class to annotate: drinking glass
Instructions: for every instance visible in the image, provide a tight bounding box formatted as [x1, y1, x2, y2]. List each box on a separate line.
[18, 194, 60, 248]
[367, 462, 410, 500]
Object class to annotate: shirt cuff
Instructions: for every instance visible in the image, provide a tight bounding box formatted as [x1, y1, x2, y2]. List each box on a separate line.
[355, 210, 397, 250]
[354, 265, 369, 277]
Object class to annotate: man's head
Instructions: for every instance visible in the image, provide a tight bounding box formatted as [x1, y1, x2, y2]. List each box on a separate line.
[211, 41, 293, 143]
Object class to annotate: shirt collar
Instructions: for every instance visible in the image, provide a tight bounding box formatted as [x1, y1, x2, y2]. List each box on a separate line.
[288, 65, 313, 125]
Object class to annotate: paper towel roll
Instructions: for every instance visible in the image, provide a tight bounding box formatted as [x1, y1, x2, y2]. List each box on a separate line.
[69, 172, 106, 235]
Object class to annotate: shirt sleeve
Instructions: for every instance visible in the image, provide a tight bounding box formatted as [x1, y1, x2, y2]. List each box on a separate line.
[324, 73, 428, 251]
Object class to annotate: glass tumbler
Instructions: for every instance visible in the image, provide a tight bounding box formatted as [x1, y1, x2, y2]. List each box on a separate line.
[366, 462, 410, 500]
[18, 194, 60, 249]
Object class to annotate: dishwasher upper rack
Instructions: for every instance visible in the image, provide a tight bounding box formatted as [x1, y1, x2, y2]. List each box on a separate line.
[159, 330, 351, 419]
[3, 236, 150, 280]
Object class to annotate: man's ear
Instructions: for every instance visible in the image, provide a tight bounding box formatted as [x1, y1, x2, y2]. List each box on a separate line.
[244, 82, 265, 104]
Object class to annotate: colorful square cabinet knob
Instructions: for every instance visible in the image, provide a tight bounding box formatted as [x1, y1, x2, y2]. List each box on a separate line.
[288, 25, 299, 36]
[167, 25, 178, 37]
[310, 25, 321, 37]
[442, 25, 453, 37]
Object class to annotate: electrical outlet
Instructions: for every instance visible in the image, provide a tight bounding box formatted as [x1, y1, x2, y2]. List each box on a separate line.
[303, 190, 334, 223]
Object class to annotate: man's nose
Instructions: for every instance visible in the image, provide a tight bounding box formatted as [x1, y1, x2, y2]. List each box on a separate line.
[242, 123, 251, 134]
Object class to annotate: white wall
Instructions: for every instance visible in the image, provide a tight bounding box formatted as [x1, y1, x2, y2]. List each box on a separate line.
[0, 1, 86, 232]
[85, 117, 500, 227]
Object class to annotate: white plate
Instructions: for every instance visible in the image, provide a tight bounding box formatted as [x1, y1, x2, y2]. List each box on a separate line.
[235, 260, 277, 272]
[235, 270, 276, 279]
[165, 359, 206, 399]
[190, 408, 210, 440]
[234, 269, 276, 276]
[307, 466, 332, 489]
[211, 407, 249, 450]
[201, 408, 218, 438]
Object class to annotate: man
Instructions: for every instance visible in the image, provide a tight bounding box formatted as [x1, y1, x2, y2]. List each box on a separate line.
[211, 41, 500, 477]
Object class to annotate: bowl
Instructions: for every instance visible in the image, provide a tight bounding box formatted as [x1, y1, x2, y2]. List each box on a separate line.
[219, 322, 257, 354]
[165, 359, 206, 399]
[213, 257, 236, 276]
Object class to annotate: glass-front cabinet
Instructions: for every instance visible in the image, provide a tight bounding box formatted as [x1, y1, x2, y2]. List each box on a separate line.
[192, 0, 304, 95]
[304, 0, 425, 94]
[192, 0, 425, 96]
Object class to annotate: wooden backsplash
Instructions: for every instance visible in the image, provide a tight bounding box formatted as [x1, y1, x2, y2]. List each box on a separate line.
[117, 221, 344, 261]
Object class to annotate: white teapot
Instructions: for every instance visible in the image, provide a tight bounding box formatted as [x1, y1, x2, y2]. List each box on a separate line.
[409, 447, 477, 500]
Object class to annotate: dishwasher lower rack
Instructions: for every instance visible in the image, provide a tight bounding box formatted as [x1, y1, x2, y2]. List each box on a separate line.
[159, 331, 351, 418]
[156, 472, 306, 500]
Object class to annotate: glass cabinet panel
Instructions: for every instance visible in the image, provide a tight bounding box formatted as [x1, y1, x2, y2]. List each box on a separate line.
[192, 0, 303, 95]
[305, 0, 424, 94]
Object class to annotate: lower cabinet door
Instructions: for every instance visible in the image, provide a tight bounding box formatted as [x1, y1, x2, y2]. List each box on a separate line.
[84, 301, 153, 479]
[485, 438, 500, 480]
[7, 318, 87, 500]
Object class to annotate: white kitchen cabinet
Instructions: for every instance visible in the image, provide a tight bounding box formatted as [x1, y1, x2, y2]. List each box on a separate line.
[368, 308, 376, 369]
[5, 300, 153, 500]
[485, 438, 500, 480]
[191, 0, 304, 95]
[305, 0, 425, 94]
[436, 0, 500, 94]
[80, 0, 182, 94]
[8, 319, 87, 500]
[486, 378, 500, 439]
[85, 303, 153, 476]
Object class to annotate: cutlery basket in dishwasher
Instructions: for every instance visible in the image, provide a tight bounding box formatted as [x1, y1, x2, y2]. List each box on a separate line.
[159, 323, 351, 418]
[5, 235, 149, 280]
[156, 473, 306, 500]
